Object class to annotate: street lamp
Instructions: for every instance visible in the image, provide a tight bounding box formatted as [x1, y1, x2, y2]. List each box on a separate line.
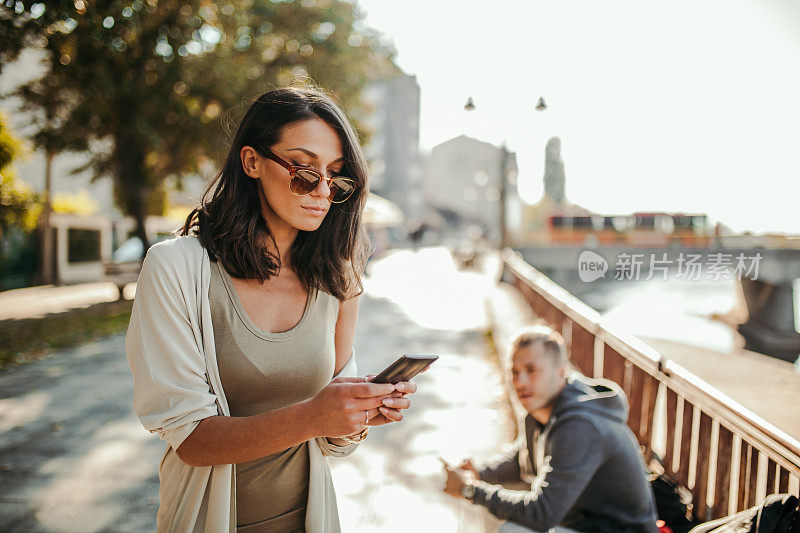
[463, 96, 546, 112]
[463, 96, 547, 249]
[499, 141, 510, 249]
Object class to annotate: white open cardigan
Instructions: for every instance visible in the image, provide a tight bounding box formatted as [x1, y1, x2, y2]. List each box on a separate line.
[125, 235, 358, 532]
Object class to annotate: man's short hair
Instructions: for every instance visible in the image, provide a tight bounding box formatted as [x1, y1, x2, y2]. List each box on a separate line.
[510, 322, 569, 367]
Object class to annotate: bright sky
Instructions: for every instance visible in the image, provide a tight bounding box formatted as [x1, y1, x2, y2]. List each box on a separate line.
[357, 0, 800, 234]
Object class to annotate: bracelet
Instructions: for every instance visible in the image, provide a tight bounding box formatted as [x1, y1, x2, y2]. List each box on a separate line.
[338, 427, 369, 444]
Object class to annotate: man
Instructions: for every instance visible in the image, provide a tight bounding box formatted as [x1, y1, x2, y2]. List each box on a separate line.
[443, 325, 658, 533]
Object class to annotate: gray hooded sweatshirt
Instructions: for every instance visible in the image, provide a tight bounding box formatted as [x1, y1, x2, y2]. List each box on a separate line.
[472, 372, 658, 532]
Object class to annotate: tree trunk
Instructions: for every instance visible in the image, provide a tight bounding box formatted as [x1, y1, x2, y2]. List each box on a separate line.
[115, 133, 151, 252]
[40, 149, 56, 285]
[131, 189, 150, 252]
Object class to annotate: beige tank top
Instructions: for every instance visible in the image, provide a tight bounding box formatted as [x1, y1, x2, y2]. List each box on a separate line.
[209, 260, 339, 532]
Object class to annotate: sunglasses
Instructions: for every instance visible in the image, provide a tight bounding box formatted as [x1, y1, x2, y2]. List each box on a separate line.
[261, 148, 358, 204]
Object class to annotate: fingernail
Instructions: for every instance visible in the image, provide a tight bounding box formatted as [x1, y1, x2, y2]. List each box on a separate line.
[382, 398, 394, 407]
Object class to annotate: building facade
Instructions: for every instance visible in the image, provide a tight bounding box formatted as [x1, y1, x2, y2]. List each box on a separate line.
[426, 134, 521, 245]
[362, 73, 426, 229]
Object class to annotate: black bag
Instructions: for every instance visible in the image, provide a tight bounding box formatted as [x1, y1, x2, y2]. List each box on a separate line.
[688, 494, 799, 533]
[650, 473, 699, 533]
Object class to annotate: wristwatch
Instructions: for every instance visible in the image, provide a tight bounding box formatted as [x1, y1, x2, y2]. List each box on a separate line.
[460, 479, 477, 501]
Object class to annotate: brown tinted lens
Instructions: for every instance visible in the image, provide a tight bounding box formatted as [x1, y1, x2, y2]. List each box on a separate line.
[290, 169, 320, 195]
[330, 178, 356, 202]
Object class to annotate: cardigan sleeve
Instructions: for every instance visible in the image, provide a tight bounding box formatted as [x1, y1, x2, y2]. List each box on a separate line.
[125, 247, 219, 451]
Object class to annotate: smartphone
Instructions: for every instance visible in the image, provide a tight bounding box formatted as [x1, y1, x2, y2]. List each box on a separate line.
[369, 354, 439, 384]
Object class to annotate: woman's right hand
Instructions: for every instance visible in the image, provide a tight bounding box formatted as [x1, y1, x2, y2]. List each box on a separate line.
[307, 377, 397, 438]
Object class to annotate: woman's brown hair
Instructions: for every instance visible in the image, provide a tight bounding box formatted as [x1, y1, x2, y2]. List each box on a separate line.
[181, 86, 371, 300]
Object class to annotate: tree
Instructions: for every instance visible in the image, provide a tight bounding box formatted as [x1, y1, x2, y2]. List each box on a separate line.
[1, 0, 400, 249]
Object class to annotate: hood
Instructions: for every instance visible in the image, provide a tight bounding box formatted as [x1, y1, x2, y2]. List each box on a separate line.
[550, 371, 629, 425]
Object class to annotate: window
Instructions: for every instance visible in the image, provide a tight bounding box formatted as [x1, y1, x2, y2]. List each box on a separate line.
[68, 228, 101, 263]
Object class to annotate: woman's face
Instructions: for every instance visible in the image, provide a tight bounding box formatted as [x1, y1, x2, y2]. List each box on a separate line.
[241, 118, 346, 233]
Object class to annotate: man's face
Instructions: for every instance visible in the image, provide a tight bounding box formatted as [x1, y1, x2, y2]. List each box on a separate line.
[511, 342, 566, 415]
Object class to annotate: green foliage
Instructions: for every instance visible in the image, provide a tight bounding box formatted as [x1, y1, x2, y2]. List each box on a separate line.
[0, 0, 401, 245]
[0, 110, 24, 169]
[0, 113, 40, 234]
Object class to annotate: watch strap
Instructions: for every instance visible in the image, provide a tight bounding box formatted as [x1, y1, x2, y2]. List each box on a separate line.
[460, 480, 477, 501]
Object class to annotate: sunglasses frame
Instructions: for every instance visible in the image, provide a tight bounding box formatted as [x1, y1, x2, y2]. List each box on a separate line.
[260, 148, 358, 204]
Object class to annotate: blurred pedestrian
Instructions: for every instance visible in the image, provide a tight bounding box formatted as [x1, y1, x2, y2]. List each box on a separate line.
[126, 86, 417, 532]
[409, 222, 427, 250]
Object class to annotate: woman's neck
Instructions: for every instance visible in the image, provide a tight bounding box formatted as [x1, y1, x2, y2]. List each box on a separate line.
[259, 199, 298, 271]
[271, 225, 297, 270]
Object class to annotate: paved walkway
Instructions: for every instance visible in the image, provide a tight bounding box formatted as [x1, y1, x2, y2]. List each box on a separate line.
[0, 247, 515, 532]
[332, 248, 514, 532]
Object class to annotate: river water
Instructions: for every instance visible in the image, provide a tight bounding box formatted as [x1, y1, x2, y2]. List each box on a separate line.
[551, 272, 745, 355]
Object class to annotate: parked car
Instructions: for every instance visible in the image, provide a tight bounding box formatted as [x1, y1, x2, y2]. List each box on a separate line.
[105, 235, 173, 299]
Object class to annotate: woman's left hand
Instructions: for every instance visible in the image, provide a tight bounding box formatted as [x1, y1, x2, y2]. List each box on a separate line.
[365, 375, 417, 427]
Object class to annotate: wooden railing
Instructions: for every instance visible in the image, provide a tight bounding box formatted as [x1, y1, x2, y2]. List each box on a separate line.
[502, 250, 800, 522]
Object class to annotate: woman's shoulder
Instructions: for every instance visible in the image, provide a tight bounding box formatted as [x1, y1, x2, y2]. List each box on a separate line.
[144, 234, 205, 265]
[140, 235, 207, 284]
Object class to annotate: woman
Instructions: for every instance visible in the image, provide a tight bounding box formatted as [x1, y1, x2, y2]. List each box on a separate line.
[125, 86, 417, 532]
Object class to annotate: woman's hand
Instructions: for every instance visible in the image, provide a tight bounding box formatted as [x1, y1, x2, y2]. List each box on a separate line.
[366, 375, 417, 427]
[307, 377, 396, 438]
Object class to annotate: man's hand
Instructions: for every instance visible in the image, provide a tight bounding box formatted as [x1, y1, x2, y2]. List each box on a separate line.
[442, 462, 475, 499]
[458, 458, 480, 479]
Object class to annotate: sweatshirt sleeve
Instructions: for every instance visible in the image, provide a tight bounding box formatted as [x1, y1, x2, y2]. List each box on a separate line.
[477, 439, 523, 485]
[125, 249, 220, 451]
[471, 417, 605, 531]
